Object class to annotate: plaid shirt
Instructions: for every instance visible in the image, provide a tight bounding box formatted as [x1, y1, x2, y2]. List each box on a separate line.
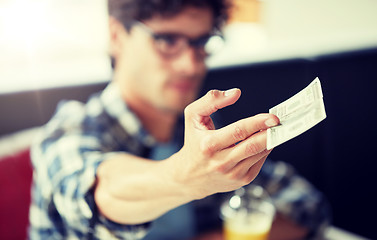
[29, 83, 331, 240]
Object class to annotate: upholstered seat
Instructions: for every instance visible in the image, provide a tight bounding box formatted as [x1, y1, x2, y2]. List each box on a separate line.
[0, 148, 32, 240]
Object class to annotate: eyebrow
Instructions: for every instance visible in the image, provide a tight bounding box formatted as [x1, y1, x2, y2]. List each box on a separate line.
[153, 32, 212, 41]
[135, 21, 215, 41]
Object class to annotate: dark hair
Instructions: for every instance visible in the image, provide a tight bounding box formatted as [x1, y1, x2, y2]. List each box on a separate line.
[108, 0, 230, 31]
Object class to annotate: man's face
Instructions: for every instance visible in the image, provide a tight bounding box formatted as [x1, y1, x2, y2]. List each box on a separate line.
[113, 7, 213, 114]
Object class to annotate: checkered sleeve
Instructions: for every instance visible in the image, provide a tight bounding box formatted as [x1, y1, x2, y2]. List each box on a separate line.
[31, 101, 150, 240]
[254, 160, 332, 238]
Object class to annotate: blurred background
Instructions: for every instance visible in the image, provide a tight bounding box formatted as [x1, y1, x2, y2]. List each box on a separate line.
[0, 0, 111, 93]
[1, 0, 377, 239]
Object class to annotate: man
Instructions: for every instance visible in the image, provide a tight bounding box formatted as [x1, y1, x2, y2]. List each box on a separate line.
[29, 0, 330, 239]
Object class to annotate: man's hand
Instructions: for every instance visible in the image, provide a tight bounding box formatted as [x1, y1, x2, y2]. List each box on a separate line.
[170, 89, 280, 199]
[95, 89, 279, 225]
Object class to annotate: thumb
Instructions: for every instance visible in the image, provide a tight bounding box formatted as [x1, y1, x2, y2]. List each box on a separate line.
[184, 88, 241, 127]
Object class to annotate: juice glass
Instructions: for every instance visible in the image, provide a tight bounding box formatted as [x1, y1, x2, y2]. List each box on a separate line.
[221, 185, 275, 240]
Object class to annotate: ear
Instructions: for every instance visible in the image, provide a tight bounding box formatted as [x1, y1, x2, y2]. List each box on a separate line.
[108, 16, 128, 60]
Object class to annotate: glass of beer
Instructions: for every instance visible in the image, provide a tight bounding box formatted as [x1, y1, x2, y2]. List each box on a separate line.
[221, 184, 275, 240]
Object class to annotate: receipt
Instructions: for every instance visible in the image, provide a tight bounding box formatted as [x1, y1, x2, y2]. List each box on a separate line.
[267, 77, 326, 150]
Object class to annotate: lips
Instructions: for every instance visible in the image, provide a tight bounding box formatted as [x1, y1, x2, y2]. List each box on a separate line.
[168, 79, 197, 93]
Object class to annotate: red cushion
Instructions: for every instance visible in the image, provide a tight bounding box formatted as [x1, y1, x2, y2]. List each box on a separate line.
[0, 149, 32, 240]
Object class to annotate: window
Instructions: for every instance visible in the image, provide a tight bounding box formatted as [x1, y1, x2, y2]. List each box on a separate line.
[0, 0, 111, 94]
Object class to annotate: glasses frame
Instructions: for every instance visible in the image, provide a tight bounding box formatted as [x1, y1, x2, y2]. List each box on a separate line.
[132, 21, 224, 59]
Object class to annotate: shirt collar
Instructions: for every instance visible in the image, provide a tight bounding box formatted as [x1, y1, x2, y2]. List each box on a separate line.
[100, 83, 157, 147]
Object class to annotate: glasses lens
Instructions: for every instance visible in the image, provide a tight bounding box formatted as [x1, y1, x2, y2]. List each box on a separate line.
[204, 35, 225, 56]
[154, 34, 185, 56]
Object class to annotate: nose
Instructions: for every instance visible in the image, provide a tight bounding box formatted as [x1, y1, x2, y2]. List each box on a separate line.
[171, 46, 204, 75]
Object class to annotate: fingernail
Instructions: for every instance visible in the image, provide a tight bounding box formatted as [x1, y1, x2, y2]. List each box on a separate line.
[265, 118, 278, 127]
[224, 88, 237, 97]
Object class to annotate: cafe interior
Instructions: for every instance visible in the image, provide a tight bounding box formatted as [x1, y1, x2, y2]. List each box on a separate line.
[0, 0, 376, 239]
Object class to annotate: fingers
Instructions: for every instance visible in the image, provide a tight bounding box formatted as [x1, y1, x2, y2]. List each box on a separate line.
[185, 89, 241, 120]
[182, 89, 279, 189]
[244, 155, 268, 183]
[230, 147, 269, 171]
[215, 130, 271, 172]
[216, 148, 270, 185]
[200, 114, 279, 154]
[230, 152, 269, 185]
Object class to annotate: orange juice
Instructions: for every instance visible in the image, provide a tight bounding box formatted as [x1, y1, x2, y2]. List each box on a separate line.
[223, 212, 272, 240]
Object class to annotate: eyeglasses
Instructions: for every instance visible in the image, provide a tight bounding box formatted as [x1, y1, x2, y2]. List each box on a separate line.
[133, 21, 225, 59]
